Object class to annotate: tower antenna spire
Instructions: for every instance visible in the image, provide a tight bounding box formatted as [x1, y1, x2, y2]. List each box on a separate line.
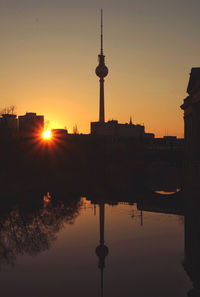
[101, 9, 103, 54]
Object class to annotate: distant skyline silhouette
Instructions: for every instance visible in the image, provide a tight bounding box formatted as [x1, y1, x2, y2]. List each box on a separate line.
[2, 0, 200, 137]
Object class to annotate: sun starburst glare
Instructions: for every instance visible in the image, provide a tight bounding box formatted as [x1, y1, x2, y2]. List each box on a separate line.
[43, 130, 52, 140]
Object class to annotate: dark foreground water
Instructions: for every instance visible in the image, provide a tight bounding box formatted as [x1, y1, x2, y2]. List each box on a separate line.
[0, 197, 191, 297]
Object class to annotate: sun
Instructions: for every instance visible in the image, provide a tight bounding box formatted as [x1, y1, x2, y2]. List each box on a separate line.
[43, 130, 52, 140]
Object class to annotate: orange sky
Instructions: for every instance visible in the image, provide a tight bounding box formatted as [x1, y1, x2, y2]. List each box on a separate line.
[1, 0, 200, 137]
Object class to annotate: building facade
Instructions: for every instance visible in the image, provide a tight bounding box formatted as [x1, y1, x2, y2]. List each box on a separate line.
[19, 112, 44, 136]
[181, 67, 200, 185]
[91, 120, 145, 139]
[0, 114, 18, 136]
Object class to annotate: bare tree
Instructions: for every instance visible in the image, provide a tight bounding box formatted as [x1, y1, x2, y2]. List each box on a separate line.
[44, 120, 50, 131]
[0, 105, 16, 115]
[73, 124, 78, 134]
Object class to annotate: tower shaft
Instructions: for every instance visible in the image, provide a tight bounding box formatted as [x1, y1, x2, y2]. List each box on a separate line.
[99, 78, 105, 123]
[99, 203, 105, 245]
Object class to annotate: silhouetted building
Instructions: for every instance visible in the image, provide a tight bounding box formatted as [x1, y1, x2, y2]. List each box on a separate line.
[144, 133, 155, 142]
[0, 114, 17, 136]
[51, 129, 68, 139]
[181, 68, 200, 185]
[163, 136, 177, 142]
[151, 136, 184, 151]
[19, 112, 44, 135]
[91, 119, 145, 139]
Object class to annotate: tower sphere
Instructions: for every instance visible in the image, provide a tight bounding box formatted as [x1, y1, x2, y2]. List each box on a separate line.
[95, 64, 108, 78]
[96, 244, 109, 259]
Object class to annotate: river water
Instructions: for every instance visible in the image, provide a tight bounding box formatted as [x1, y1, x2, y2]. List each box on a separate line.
[0, 196, 192, 297]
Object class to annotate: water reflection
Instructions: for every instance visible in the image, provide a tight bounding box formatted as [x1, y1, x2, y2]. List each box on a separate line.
[0, 194, 81, 268]
[154, 189, 181, 195]
[0, 186, 196, 297]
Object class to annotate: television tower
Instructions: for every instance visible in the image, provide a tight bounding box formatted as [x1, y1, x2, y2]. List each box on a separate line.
[95, 9, 109, 123]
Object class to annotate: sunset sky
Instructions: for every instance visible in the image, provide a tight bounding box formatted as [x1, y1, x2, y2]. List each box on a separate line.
[1, 0, 200, 137]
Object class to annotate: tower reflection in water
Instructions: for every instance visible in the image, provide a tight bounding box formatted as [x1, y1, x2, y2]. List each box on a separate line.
[94, 201, 143, 297]
[96, 203, 109, 297]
